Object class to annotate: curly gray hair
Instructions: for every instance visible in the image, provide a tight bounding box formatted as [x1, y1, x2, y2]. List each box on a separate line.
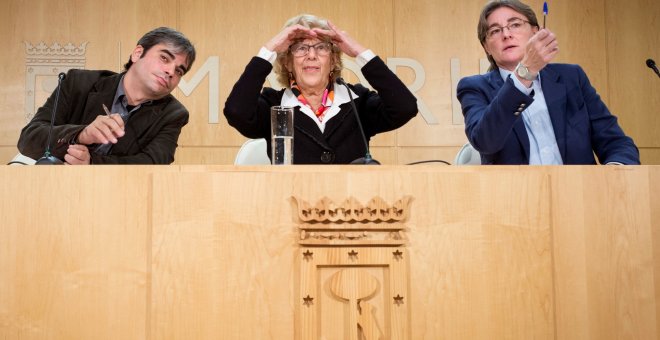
[274, 14, 343, 87]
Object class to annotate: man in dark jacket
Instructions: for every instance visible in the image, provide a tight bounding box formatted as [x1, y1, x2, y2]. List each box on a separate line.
[18, 27, 196, 164]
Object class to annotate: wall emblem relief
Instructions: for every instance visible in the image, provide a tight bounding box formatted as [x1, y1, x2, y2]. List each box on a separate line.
[293, 196, 412, 340]
[24, 41, 87, 122]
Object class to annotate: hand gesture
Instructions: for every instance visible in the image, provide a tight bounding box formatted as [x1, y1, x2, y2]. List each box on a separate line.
[77, 112, 125, 145]
[265, 24, 316, 53]
[312, 21, 366, 58]
[521, 29, 559, 74]
[64, 144, 91, 165]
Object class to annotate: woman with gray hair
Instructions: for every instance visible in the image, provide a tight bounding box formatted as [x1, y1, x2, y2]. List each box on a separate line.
[224, 14, 417, 164]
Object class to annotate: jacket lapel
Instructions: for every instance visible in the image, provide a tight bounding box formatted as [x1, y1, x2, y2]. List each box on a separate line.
[85, 72, 170, 154]
[281, 87, 359, 151]
[82, 74, 122, 124]
[540, 66, 568, 161]
[112, 96, 172, 154]
[322, 83, 359, 139]
[487, 70, 530, 161]
[280, 89, 332, 150]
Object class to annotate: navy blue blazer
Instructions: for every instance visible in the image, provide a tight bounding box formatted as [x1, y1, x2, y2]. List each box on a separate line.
[457, 64, 639, 165]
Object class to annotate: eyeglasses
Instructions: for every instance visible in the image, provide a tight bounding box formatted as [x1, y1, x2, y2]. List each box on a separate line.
[486, 19, 530, 40]
[290, 42, 333, 57]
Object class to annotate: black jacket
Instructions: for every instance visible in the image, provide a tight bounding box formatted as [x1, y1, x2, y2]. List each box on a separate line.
[224, 56, 417, 164]
[18, 69, 189, 164]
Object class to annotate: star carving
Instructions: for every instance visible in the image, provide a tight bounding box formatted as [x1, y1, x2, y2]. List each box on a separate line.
[348, 250, 358, 259]
[302, 250, 313, 260]
[393, 249, 403, 260]
[393, 294, 404, 305]
[303, 295, 314, 306]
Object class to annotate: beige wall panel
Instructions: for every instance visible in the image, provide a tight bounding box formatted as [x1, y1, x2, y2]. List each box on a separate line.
[1, 146, 20, 164]
[173, 146, 239, 165]
[552, 167, 657, 339]
[0, 167, 153, 339]
[548, 0, 608, 95]
[364, 146, 398, 164]
[396, 146, 461, 165]
[393, 0, 486, 147]
[605, 0, 660, 149]
[640, 148, 660, 165]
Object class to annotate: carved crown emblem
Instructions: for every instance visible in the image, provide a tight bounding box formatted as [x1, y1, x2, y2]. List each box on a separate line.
[293, 196, 413, 246]
[294, 196, 412, 223]
[24, 42, 88, 56]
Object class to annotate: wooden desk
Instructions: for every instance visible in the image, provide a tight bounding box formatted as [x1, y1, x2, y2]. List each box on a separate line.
[0, 165, 658, 339]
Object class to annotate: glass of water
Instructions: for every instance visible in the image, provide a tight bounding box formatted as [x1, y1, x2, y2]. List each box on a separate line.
[270, 106, 294, 165]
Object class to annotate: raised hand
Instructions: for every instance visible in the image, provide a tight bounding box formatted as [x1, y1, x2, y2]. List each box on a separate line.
[265, 24, 317, 53]
[521, 29, 559, 74]
[312, 21, 366, 58]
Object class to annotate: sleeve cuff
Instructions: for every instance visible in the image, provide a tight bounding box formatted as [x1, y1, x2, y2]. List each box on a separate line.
[508, 74, 535, 95]
[356, 49, 376, 68]
[257, 47, 277, 64]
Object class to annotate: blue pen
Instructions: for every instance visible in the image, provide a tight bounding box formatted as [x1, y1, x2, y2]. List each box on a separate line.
[543, 2, 548, 28]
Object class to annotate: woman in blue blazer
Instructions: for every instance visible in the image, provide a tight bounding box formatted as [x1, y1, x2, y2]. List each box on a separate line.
[457, 0, 639, 165]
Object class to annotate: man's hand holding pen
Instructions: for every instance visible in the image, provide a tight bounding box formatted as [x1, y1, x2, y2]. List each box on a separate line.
[76, 104, 125, 145]
[65, 104, 125, 165]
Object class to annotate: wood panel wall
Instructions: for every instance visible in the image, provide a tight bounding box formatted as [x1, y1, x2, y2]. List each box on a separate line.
[0, 0, 658, 165]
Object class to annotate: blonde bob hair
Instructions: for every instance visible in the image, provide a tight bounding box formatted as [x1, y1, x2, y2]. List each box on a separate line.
[274, 14, 343, 87]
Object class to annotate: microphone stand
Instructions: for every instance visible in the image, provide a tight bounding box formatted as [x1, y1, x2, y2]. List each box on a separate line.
[647, 59, 660, 79]
[337, 78, 380, 165]
[36, 72, 66, 165]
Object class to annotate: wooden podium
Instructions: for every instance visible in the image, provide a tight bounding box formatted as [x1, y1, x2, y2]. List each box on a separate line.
[0, 165, 658, 339]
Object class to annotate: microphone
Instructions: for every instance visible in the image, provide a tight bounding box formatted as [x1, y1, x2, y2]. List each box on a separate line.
[35, 72, 66, 165]
[647, 59, 660, 78]
[336, 77, 380, 165]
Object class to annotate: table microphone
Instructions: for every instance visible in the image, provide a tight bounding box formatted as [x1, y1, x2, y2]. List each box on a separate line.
[646, 59, 660, 78]
[35, 72, 66, 165]
[336, 77, 380, 165]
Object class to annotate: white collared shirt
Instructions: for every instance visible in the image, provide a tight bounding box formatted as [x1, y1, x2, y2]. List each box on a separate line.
[500, 68, 563, 165]
[280, 81, 359, 132]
